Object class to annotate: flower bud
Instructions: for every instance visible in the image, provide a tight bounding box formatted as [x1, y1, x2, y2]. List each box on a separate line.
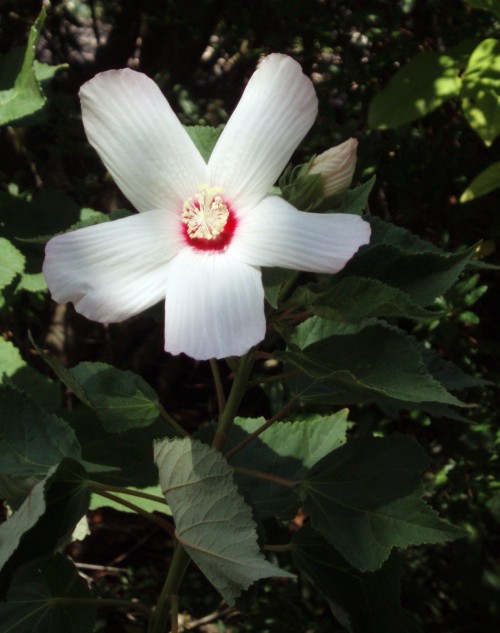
[308, 138, 358, 197]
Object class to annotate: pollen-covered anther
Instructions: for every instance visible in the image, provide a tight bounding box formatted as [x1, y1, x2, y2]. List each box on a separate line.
[182, 190, 229, 240]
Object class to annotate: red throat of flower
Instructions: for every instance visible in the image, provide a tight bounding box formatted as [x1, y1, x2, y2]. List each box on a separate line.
[181, 187, 236, 251]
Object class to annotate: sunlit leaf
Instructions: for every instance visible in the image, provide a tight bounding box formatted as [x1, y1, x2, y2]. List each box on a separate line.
[227, 412, 348, 519]
[460, 162, 500, 202]
[154, 437, 293, 606]
[0, 339, 61, 411]
[292, 526, 422, 633]
[0, 339, 25, 380]
[461, 38, 500, 146]
[368, 45, 473, 129]
[0, 10, 65, 126]
[0, 239, 25, 291]
[0, 554, 96, 633]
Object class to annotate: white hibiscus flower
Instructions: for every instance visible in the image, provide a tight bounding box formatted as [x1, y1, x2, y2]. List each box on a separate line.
[43, 54, 371, 360]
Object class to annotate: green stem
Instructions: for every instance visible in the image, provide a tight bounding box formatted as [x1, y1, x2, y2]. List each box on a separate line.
[53, 597, 151, 617]
[91, 489, 174, 536]
[149, 350, 255, 631]
[212, 350, 255, 451]
[233, 466, 296, 488]
[171, 593, 179, 633]
[210, 358, 226, 413]
[88, 481, 167, 505]
[264, 543, 293, 553]
[149, 544, 190, 633]
[249, 369, 301, 386]
[275, 270, 299, 304]
[159, 404, 188, 436]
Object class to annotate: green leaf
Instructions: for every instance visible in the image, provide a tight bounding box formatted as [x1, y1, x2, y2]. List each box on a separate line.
[185, 125, 222, 162]
[283, 172, 325, 210]
[0, 339, 61, 411]
[68, 406, 176, 488]
[278, 318, 463, 407]
[0, 554, 96, 633]
[33, 59, 68, 84]
[297, 434, 436, 570]
[0, 386, 81, 499]
[1, 195, 114, 250]
[292, 526, 422, 633]
[60, 208, 133, 241]
[422, 348, 489, 390]
[368, 46, 470, 129]
[338, 217, 476, 307]
[31, 336, 161, 433]
[154, 437, 293, 606]
[341, 176, 376, 215]
[465, 0, 500, 17]
[461, 39, 500, 146]
[367, 216, 442, 253]
[460, 162, 500, 202]
[0, 340, 25, 379]
[0, 459, 90, 593]
[290, 277, 441, 322]
[29, 335, 90, 404]
[0, 10, 63, 126]
[227, 412, 348, 519]
[0, 239, 25, 291]
[69, 362, 160, 432]
[262, 267, 297, 308]
[259, 412, 348, 469]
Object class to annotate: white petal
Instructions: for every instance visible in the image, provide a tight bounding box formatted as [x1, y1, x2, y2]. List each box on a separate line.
[230, 196, 371, 273]
[43, 210, 184, 322]
[80, 69, 207, 212]
[164, 250, 265, 360]
[208, 54, 318, 214]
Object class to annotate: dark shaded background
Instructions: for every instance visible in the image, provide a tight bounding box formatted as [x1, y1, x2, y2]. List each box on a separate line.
[1, 1, 498, 631]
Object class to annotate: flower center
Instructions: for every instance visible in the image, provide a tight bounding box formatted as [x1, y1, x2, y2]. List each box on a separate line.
[181, 187, 236, 251]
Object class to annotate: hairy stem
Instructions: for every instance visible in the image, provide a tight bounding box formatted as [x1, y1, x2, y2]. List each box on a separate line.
[264, 543, 293, 553]
[224, 397, 299, 460]
[53, 596, 151, 617]
[233, 466, 296, 488]
[210, 358, 226, 413]
[171, 593, 180, 633]
[91, 489, 174, 536]
[88, 481, 167, 505]
[159, 404, 188, 436]
[149, 544, 190, 633]
[212, 350, 255, 451]
[249, 369, 301, 386]
[150, 350, 255, 631]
